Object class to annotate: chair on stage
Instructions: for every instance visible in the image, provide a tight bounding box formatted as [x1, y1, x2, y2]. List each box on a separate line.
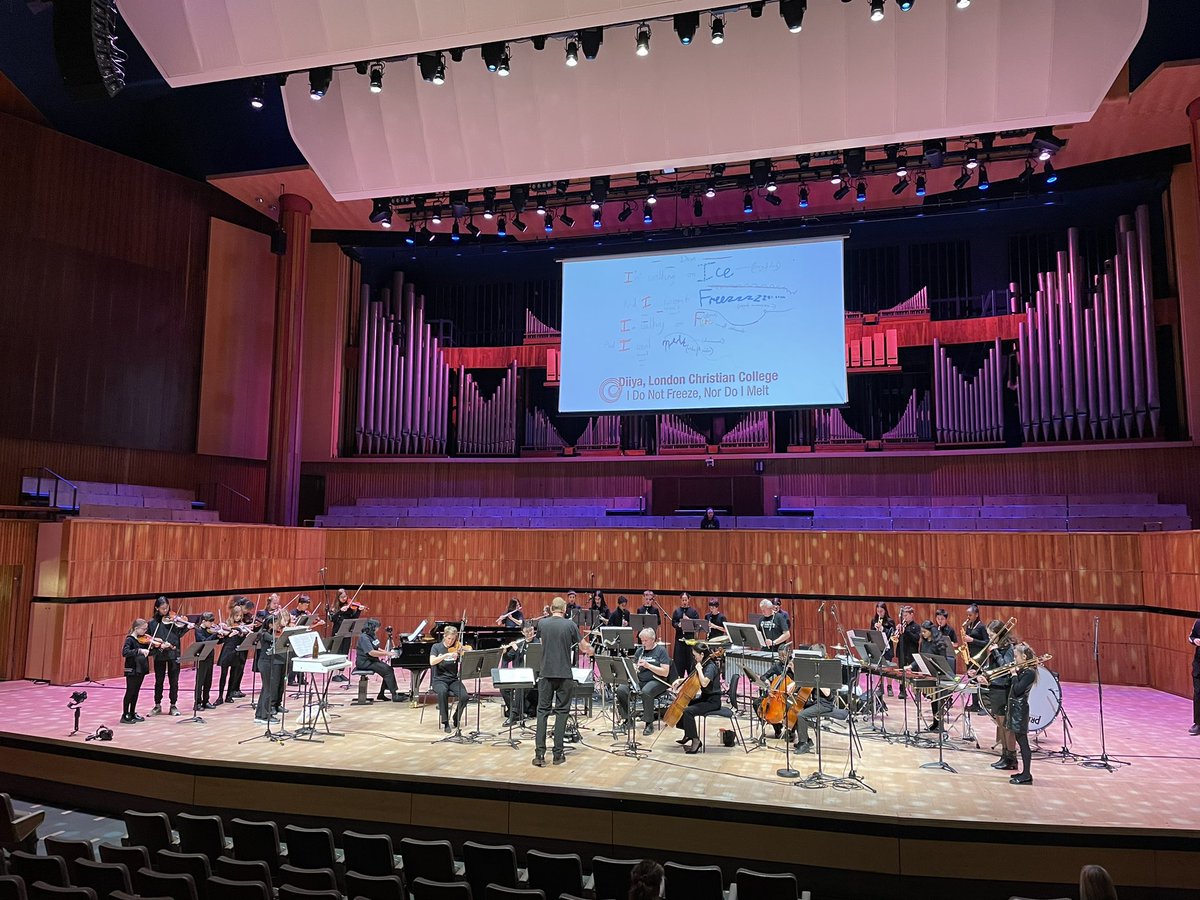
[590, 856, 640, 900]
[0, 793, 44, 853]
[277, 865, 337, 893]
[28, 884, 95, 900]
[410, 878, 472, 900]
[524, 851, 588, 900]
[0, 876, 26, 900]
[282, 826, 342, 873]
[229, 820, 286, 873]
[134, 867, 198, 900]
[8, 854, 68, 890]
[398, 838, 465, 884]
[176, 814, 231, 865]
[483, 887, 543, 900]
[462, 842, 522, 896]
[663, 862, 725, 900]
[71, 860, 131, 900]
[277, 887, 341, 900]
[698, 707, 749, 753]
[98, 845, 149, 875]
[342, 832, 403, 879]
[344, 870, 406, 900]
[735, 868, 805, 900]
[216, 857, 272, 894]
[155, 851, 212, 900]
[205, 876, 270, 900]
[122, 811, 178, 857]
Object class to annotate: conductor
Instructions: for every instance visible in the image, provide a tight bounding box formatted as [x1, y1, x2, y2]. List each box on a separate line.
[533, 596, 592, 767]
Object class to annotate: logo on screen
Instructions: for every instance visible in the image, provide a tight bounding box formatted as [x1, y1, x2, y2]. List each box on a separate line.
[598, 378, 624, 404]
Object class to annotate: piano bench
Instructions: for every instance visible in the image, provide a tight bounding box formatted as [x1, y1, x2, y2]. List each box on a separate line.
[350, 670, 376, 706]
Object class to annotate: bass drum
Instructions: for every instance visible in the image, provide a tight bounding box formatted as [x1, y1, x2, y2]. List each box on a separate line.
[1026, 666, 1062, 733]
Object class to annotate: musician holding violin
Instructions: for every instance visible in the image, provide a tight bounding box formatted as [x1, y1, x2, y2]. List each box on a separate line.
[667, 641, 725, 754]
[253, 608, 292, 724]
[148, 596, 192, 717]
[429, 625, 471, 732]
[192, 612, 222, 711]
[120, 618, 155, 723]
[615, 628, 671, 736]
[216, 597, 252, 705]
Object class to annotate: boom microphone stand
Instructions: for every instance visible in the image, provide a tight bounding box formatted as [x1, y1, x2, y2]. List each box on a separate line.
[1081, 616, 1130, 771]
[776, 589, 802, 779]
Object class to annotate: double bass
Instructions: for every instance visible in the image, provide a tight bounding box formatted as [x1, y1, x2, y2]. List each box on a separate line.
[755, 661, 812, 732]
[663, 638, 729, 728]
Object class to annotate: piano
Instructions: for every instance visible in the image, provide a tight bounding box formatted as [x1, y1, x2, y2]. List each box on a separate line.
[433, 621, 522, 650]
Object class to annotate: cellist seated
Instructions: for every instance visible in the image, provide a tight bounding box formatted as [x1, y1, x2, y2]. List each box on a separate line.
[757, 645, 794, 739]
[669, 644, 724, 755]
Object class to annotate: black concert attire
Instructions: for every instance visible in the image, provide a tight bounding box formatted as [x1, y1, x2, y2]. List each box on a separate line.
[705, 611, 728, 637]
[961, 618, 989, 711]
[193, 625, 220, 710]
[607, 606, 631, 628]
[535, 615, 581, 759]
[588, 600, 610, 624]
[670, 606, 701, 676]
[983, 643, 1016, 721]
[759, 610, 791, 648]
[674, 659, 723, 743]
[501, 637, 539, 721]
[357, 630, 399, 701]
[616, 643, 670, 727]
[431, 640, 469, 728]
[148, 615, 189, 710]
[700, 513, 720, 530]
[498, 608, 524, 629]
[1006, 666, 1037, 778]
[935, 623, 960, 673]
[1190, 619, 1200, 731]
[917, 633, 948, 728]
[254, 627, 288, 721]
[895, 620, 921, 698]
[217, 619, 247, 702]
[121, 635, 150, 720]
[869, 615, 896, 662]
[793, 687, 847, 749]
[636, 603, 660, 624]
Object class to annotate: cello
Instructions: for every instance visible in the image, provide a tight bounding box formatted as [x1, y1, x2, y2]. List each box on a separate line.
[663, 638, 729, 728]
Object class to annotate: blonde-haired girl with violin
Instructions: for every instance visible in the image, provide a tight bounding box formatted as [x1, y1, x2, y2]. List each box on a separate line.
[121, 618, 152, 724]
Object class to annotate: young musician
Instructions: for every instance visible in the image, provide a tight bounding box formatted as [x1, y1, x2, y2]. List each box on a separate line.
[532, 597, 591, 766]
[917, 620, 948, 731]
[148, 596, 192, 716]
[429, 625, 470, 732]
[792, 678, 847, 754]
[1003, 642, 1038, 785]
[961, 604, 989, 712]
[192, 612, 221, 711]
[933, 608, 959, 671]
[759, 644, 794, 739]
[974, 619, 1018, 770]
[565, 590, 580, 616]
[671, 643, 723, 754]
[357, 619, 400, 702]
[588, 591, 610, 623]
[496, 597, 524, 628]
[670, 593, 701, 676]
[699, 507, 720, 530]
[615, 628, 671, 736]
[330, 589, 362, 682]
[636, 590, 660, 623]
[501, 624, 539, 724]
[606, 595, 631, 627]
[870, 602, 897, 696]
[215, 598, 249, 706]
[253, 609, 291, 724]
[894, 605, 920, 699]
[1189, 617, 1200, 736]
[704, 598, 728, 636]
[120, 619, 152, 724]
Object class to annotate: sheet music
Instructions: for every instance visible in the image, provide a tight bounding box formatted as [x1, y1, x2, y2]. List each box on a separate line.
[288, 630, 324, 657]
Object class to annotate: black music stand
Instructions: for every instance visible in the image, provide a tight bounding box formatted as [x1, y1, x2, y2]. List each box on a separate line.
[491, 667, 535, 749]
[332, 619, 367, 692]
[179, 641, 215, 725]
[462, 648, 501, 743]
[235, 630, 263, 710]
[629, 613, 659, 636]
[601, 655, 650, 759]
[913, 653, 956, 773]
[598, 627, 635, 654]
[792, 657, 868, 791]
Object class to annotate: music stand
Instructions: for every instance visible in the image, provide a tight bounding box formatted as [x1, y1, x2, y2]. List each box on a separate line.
[564, 666, 595, 744]
[235, 630, 263, 709]
[332, 619, 368, 690]
[571, 609, 598, 629]
[178, 642, 215, 725]
[461, 648, 501, 742]
[791, 657, 866, 790]
[629, 613, 659, 634]
[491, 667, 535, 749]
[598, 627, 635, 654]
[680, 618, 706, 643]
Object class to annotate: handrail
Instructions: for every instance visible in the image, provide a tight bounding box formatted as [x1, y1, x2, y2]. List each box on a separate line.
[23, 466, 78, 490]
[196, 481, 253, 522]
[21, 466, 79, 512]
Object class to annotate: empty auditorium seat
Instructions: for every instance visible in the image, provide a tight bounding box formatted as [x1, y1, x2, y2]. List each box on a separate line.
[663, 862, 724, 900]
[342, 832, 403, 879]
[344, 871, 406, 900]
[98, 845, 149, 874]
[228, 820, 285, 872]
[8, 855, 67, 890]
[523, 852, 587, 900]
[735, 867, 806, 900]
[410, 879, 471, 900]
[1, 794, 44, 853]
[590, 856, 639, 900]
[71, 860, 131, 899]
[462, 842, 522, 896]
[175, 814, 231, 865]
[122, 811, 178, 856]
[281, 826, 342, 872]
[398, 838, 464, 884]
[277, 866, 337, 893]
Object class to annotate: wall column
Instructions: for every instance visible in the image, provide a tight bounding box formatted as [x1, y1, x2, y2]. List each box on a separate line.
[265, 194, 313, 525]
[1174, 101, 1200, 440]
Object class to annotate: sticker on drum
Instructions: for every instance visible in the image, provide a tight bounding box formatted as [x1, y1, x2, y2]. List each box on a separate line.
[1026, 665, 1062, 732]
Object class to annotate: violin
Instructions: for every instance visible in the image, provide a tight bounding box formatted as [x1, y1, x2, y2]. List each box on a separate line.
[162, 614, 195, 630]
[135, 634, 173, 649]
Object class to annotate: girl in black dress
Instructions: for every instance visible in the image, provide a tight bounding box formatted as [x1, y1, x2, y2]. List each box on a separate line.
[120, 619, 151, 724]
[1006, 642, 1038, 785]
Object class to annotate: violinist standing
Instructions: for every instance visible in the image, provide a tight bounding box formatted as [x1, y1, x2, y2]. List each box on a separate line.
[330, 588, 363, 683]
[149, 596, 193, 716]
[120, 619, 152, 724]
[254, 609, 291, 724]
[193, 612, 221, 711]
[215, 598, 249, 705]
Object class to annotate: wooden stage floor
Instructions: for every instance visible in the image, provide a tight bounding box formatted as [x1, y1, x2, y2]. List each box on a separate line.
[0, 672, 1198, 897]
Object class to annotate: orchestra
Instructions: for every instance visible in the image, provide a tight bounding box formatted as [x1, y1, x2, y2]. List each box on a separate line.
[111, 588, 1049, 787]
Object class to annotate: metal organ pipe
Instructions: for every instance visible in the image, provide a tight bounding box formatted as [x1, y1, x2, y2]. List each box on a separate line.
[933, 338, 1002, 445]
[355, 285, 370, 454]
[1135, 204, 1160, 434]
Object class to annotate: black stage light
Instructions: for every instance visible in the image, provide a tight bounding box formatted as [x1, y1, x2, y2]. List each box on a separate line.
[743, 191, 753, 213]
[496, 217, 507, 237]
[892, 178, 910, 195]
[369, 198, 392, 224]
[482, 187, 496, 219]
[693, 198, 703, 216]
[513, 216, 528, 233]
[581, 27, 604, 60]
[565, 39, 580, 67]
[1044, 161, 1058, 184]
[915, 173, 927, 196]
[1017, 160, 1034, 186]
[749, 2, 765, 16]
[833, 183, 850, 200]
[870, 0, 885, 21]
[764, 192, 782, 206]
[1033, 128, 1065, 161]
[482, 42, 505, 72]
[636, 22, 651, 57]
[855, 180, 867, 202]
[590, 175, 609, 209]
[309, 66, 332, 99]
[618, 203, 633, 222]
[710, 15, 725, 44]
[249, 76, 265, 109]
[593, 209, 603, 228]
[510, 184, 529, 213]
[368, 60, 385, 93]
[451, 221, 461, 242]
[405, 223, 417, 244]
[449, 47, 465, 62]
[704, 179, 716, 199]
[535, 195, 547, 216]
[673, 12, 699, 45]
[896, 0, 914, 9]
[642, 203, 653, 223]
[532, 35, 548, 51]
[431, 204, 444, 225]
[799, 185, 809, 207]
[646, 184, 658, 206]
[923, 138, 946, 169]
[559, 210, 575, 228]
[977, 164, 990, 190]
[544, 212, 554, 232]
[466, 221, 481, 237]
[779, 0, 806, 32]
[418, 52, 446, 85]
[953, 166, 971, 189]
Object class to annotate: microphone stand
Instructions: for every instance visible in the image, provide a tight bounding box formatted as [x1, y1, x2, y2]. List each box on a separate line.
[776, 584, 800, 779]
[1081, 616, 1130, 771]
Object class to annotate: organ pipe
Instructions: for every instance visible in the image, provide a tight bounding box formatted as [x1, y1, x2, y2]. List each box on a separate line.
[933, 338, 1003, 444]
[355, 285, 370, 454]
[457, 361, 518, 456]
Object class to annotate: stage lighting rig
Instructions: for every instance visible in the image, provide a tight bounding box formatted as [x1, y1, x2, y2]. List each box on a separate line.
[673, 12, 699, 45]
[635, 22, 652, 56]
[309, 66, 332, 99]
[581, 28, 604, 60]
[779, 0, 806, 32]
[418, 52, 446, 85]
[368, 60, 385, 93]
[711, 15, 726, 44]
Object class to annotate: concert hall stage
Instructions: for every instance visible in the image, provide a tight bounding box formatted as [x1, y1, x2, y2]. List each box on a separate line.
[0, 674, 1196, 900]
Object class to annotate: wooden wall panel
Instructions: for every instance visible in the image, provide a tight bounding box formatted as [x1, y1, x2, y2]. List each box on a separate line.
[0, 521, 39, 680]
[300, 244, 357, 462]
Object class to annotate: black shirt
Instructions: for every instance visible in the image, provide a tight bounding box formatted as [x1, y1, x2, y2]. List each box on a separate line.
[986, 644, 1016, 688]
[634, 644, 670, 686]
[146, 616, 188, 662]
[700, 515, 720, 530]
[760, 611, 790, 646]
[936, 623, 959, 645]
[963, 618, 989, 651]
[697, 660, 722, 701]
[671, 606, 700, 641]
[503, 637, 538, 666]
[357, 632, 383, 665]
[705, 612, 727, 636]
[1190, 620, 1200, 676]
[431, 641, 462, 680]
[636, 604, 660, 623]
[122, 635, 150, 675]
[536, 615, 581, 679]
[607, 607, 631, 627]
[896, 621, 921, 666]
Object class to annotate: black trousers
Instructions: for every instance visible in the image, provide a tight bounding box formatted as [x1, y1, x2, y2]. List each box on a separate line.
[502, 687, 536, 719]
[123, 672, 146, 716]
[193, 657, 214, 709]
[535, 676, 573, 756]
[433, 677, 468, 725]
[794, 698, 847, 745]
[1014, 731, 1033, 774]
[675, 697, 721, 741]
[1193, 672, 1200, 725]
[673, 639, 692, 678]
[362, 659, 398, 696]
[152, 656, 180, 706]
[255, 660, 284, 720]
[219, 653, 247, 700]
[615, 680, 668, 725]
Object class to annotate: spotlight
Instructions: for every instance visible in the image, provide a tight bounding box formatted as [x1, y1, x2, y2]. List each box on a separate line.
[956, 0, 970, 7]
[1033, 128, 1065, 161]
[711, 15, 725, 44]
[589, 176, 609, 208]
[618, 203, 633, 223]
[482, 187, 496, 220]
[870, 0, 885, 22]
[636, 22, 651, 57]
[642, 203, 653, 223]
[497, 46, 511, 77]
[965, 146, 979, 170]
[743, 191, 753, 213]
[764, 192, 782, 207]
[380, 217, 391, 229]
[593, 208, 603, 228]
[368, 60, 385, 93]
[418, 52, 446, 85]
[555, 180, 569, 196]
[541, 212, 552, 232]
[532, 35, 548, 51]
[833, 183, 851, 201]
[749, 1, 765, 15]
[431, 205, 444, 226]
[1044, 161, 1058, 184]
[892, 178, 910, 195]
[369, 198, 392, 225]
[497, 217, 507, 237]
[915, 173, 927, 196]
[565, 39, 580, 67]
[513, 216, 528, 233]
[449, 48, 465, 62]
[309, 66, 332, 99]
[766, 173, 778, 193]
[855, 180, 867, 202]
[693, 198, 703, 217]
[831, 171, 844, 185]
[535, 196, 547, 216]
[405, 223, 416, 244]
[646, 185, 658, 205]
[673, 12, 699, 45]
[896, 0, 914, 9]
[466, 221, 481, 237]
[1017, 160, 1035, 187]
[560, 210, 575, 228]
[422, 224, 434, 242]
[896, 157, 909, 177]
[249, 76, 265, 109]
[779, 0, 807, 32]
[510, 184, 529, 213]
[482, 42, 505, 73]
[977, 164, 990, 190]
[953, 167, 971, 189]
[923, 138, 946, 169]
[704, 180, 717, 199]
[581, 27, 604, 61]
[799, 185, 809, 207]
[451, 221, 461, 242]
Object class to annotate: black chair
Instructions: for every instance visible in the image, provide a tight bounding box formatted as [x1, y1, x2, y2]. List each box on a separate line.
[277, 867, 337, 893]
[133, 868, 198, 900]
[28, 884, 94, 900]
[281, 827, 341, 872]
[558, 895, 589, 900]
[524, 852, 585, 900]
[399, 839, 463, 885]
[155, 851, 211, 900]
[343, 833, 402, 879]
[175, 815, 229, 866]
[215, 857, 272, 894]
[72, 860, 131, 899]
[344, 871, 406, 900]
[97, 844, 149, 875]
[122, 812, 176, 857]
[0, 793, 45, 853]
[734, 867, 801, 900]
[277, 888, 341, 900]
[110, 893, 163, 900]
[228, 821, 285, 873]
[9, 854, 68, 889]
[42, 840, 94, 868]
[663, 862, 724, 900]
[590, 856, 639, 900]
[204, 877, 270, 900]
[484, 888, 542, 900]
[462, 842, 520, 897]
[0, 876, 26, 900]
[410, 879, 471, 900]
